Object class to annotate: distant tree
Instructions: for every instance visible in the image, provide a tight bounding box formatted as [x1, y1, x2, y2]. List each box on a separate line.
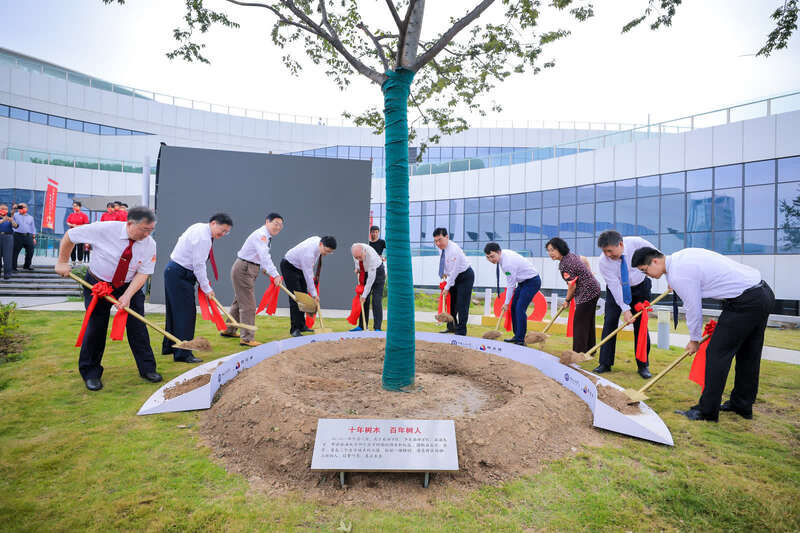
[779, 184, 800, 250]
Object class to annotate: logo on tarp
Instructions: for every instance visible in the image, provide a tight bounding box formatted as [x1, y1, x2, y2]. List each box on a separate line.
[563, 373, 570, 382]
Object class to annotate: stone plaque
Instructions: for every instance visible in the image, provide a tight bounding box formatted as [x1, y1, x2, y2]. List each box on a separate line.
[310, 418, 458, 472]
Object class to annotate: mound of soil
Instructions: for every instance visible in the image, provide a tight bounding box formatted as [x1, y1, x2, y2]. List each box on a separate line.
[200, 338, 606, 507]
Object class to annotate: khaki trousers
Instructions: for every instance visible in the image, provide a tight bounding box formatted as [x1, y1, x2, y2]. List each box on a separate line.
[224, 258, 260, 341]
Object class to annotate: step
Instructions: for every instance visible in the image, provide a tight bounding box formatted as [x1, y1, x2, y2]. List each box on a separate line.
[1, 283, 81, 290]
[0, 288, 81, 297]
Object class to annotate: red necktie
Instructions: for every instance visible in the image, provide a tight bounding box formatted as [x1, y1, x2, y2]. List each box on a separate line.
[208, 240, 218, 281]
[314, 255, 322, 285]
[359, 260, 366, 285]
[111, 239, 135, 288]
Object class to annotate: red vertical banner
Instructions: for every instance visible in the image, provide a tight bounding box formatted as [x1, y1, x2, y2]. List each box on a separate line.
[42, 178, 59, 230]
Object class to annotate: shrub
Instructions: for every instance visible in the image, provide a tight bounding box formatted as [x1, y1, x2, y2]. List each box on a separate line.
[0, 302, 23, 363]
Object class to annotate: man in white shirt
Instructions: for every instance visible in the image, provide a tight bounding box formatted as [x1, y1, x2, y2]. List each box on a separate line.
[281, 235, 337, 337]
[163, 213, 233, 363]
[221, 213, 284, 346]
[632, 246, 774, 422]
[349, 242, 386, 331]
[596, 230, 656, 379]
[434, 227, 474, 336]
[54, 206, 161, 391]
[484, 242, 541, 345]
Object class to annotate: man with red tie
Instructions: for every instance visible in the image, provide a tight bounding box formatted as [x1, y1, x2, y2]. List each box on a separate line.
[163, 213, 233, 363]
[54, 206, 161, 391]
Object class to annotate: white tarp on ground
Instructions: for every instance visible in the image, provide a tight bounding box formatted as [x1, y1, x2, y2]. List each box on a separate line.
[137, 331, 673, 446]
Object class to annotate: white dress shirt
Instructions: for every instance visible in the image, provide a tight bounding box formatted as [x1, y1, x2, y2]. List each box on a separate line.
[237, 225, 279, 278]
[499, 249, 539, 305]
[665, 248, 762, 341]
[353, 243, 383, 296]
[284, 236, 322, 298]
[68, 221, 156, 283]
[597, 235, 655, 312]
[170, 222, 214, 293]
[441, 240, 470, 291]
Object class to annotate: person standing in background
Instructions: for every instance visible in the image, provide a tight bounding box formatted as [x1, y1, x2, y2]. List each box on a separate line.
[12, 202, 36, 272]
[100, 202, 117, 221]
[66, 201, 90, 265]
[0, 204, 18, 279]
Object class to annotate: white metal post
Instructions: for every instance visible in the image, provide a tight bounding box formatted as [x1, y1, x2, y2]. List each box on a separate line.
[141, 156, 150, 208]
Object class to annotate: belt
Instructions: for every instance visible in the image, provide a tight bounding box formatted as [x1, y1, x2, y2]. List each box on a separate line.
[237, 257, 259, 267]
[16, 232, 32, 236]
[0, 231, 12, 235]
[724, 281, 766, 303]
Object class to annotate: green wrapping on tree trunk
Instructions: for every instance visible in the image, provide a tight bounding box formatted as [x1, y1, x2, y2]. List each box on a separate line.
[381, 68, 416, 390]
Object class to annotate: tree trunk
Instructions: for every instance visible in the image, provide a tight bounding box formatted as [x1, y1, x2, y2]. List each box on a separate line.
[381, 68, 416, 390]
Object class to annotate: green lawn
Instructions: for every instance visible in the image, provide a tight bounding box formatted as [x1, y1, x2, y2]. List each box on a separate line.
[1, 310, 799, 531]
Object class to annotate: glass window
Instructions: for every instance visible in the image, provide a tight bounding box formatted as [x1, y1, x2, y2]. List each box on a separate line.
[559, 205, 576, 237]
[660, 194, 684, 235]
[450, 199, 464, 214]
[778, 182, 800, 231]
[525, 239, 541, 257]
[715, 164, 742, 189]
[479, 196, 494, 212]
[596, 181, 615, 201]
[687, 191, 713, 232]
[409, 217, 421, 242]
[526, 209, 541, 239]
[687, 232, 712, 249]
[66, 118, 83, 132]
[435, 200, 449, 215]
[526, 191, 541, 209]
[453, 147, 465, 160]
[116, 128, 132, 136]
[494, 195, 509, 212]
[509, 210, 525, 239]
[687, 168, 712, 191]
[360, 146, 372, 159]
[637, 175, 659, 197]
[449, 213, 464, 242]
[47, 115, 66, 128]
[29, 111, 47, 125]
[616, 179, 636, 200]
[577, 184, 594, 204]
[542, 189, 559, 206]
[409, 201, 421, 216]
[84, 122, 100, 134]
[435, 214, 449, 233]
[509, 193, 526, 211]
[542, 207, 558, 239]
[422, 200, 435, 216]
[464, 214, 479, 242]
[465, 198, 480, 213]
[0, 104, 8, 117]
[744, 185, 775, 229]
[660, 233, 683, 254]
[440, 147, 453, 160]
[778, 227, 800, 253]
[778, 156, 800, 183]
[713, 187, 742, 231]
[714, 231, 741, 254]
[596, 201, 614, 235]
[576, 237, 595, 257]
[744, 160, 774, 185]
[509, 240, 525, 253]
[661, 171, 685, 194]
[480, 212, 494, 240]
[743, 230, 774, 254]
[494, 211, 509, 240]
[615, 199, 636, 234]
[637, 196, 659, 235]
[9, 107, 28, 121]
[577, 203, 593, 237]
[559, 187, 576, 205]
[99, 124, 114, 135]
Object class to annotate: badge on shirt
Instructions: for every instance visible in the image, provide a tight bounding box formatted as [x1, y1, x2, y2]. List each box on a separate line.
[505, 271, 511, 276]
[260, 236, 267, 242]
[151, 255, 157, 262]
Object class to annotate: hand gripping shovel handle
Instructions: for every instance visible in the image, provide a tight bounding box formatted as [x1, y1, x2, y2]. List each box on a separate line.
[542, 304, 567, 334]
[585, 289, 671, 357]
[209, 294, 257, 332]
[68, 272, 183, 345]
[637, 333, 711, 396]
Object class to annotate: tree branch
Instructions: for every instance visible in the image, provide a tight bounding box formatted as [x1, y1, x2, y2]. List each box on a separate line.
[225, 0, 318, 35]
[412, 0, 496, 70]
[384, 0, 403, 32]
[358, 22, 390, 72]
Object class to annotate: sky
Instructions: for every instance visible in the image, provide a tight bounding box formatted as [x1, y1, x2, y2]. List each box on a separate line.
[1, 0, 799, 128]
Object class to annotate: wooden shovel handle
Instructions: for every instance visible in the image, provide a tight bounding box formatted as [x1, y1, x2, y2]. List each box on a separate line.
[316, 304, 326, 329]
[209, 294, 235, 323]
[278, 283, 298, 302]
[68, 272, 183, 344]
[637, 333, 710, 394]
[585, 289, 672, 357]
[542, 304, 567, 334]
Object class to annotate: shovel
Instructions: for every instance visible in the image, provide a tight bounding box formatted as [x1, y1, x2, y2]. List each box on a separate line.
[278, 283, 318, 313]
[482, 313, 504, 340]
[624, 333, 711, 404]
[560, 289, 671, 364]
[525, 304, 567, 345]
[435, 288, 454, 324]
[315, 302, 334, 333]
[208, 294, 257, 332]
[68, 272, 212, 352]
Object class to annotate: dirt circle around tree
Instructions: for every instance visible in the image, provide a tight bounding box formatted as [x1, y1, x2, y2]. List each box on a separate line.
[200, 338, 607, 508]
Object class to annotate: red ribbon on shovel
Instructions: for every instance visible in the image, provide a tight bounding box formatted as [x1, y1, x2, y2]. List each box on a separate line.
[633, 300, 653, 363]
[566, 298, 576, 338]
[689, 320, 717, 390]
[438, 281, 451, 314]
[256, 276, 280, 315]
[198, 287, 227, 331]
[75, 281, 127, 346]
[347, 285, 365, 325]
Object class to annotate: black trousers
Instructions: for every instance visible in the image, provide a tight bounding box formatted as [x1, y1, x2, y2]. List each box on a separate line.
[80, 272, 157, 380]
[281, 259, 309, 332]
[162, 261, 198, 361]
[448, 267, 475, 336]
[599, 277, 651, 368]
[572, 296, 599, 353]
[12, 232, 34, 269]
[359, 265, 385, 330]
[697, 282, 774, 417]
[0, 233, 13, 277]
[71, 243, 85, 262]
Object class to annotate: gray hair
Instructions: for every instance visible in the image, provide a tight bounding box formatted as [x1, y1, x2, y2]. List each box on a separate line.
[127, 206, 157, 224]
[597, 230, 623, 248]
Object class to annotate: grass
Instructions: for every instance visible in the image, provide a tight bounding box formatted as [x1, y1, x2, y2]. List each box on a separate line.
[1, 310, 799, 531]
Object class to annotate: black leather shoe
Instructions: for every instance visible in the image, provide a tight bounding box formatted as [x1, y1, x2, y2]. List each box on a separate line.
[142, 372, 163, 383]
[439, 330, 455, 334]
[290, 329, 302, 337]
[593, 364, 611, 374]
[720, 400, 753, 419]
[175, 355, 202, 363]
[638, 366, 652, 379]
[504, 338, 524, 345]
[675, 407, 718, 422]
[299, 326, 314, 333]
[84, 378, 103, 391]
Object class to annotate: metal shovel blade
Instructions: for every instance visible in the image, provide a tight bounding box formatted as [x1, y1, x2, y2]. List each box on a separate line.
[624, 388, 649, 404]
[294, 291, 318, 313]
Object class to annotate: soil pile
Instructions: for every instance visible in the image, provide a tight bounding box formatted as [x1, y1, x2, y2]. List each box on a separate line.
[200, 338, 606, 506]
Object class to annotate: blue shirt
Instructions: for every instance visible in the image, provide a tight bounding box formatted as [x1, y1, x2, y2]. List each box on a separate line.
[13, 213, 35, 234]
[0, 218, 13, 233]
